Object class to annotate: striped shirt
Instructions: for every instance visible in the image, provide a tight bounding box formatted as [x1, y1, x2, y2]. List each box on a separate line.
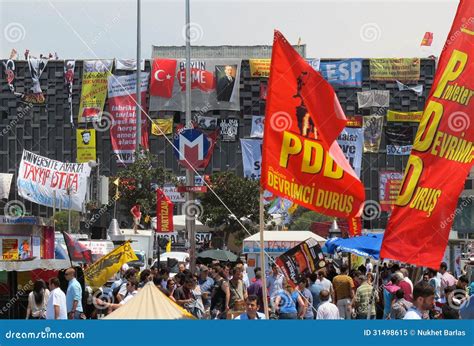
[355, 282, 377, 316]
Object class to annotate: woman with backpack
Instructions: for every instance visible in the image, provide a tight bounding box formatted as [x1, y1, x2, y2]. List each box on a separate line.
[26, 279, 49, 319]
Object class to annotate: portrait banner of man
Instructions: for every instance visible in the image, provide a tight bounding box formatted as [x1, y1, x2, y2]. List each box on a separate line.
[215, 64, 237, 102]
[76, 129, 97, 163]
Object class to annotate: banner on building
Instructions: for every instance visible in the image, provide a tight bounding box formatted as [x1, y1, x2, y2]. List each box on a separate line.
[151, 118, 173, 136]
[64, 60, 75, 126]
[108, 73, 150, 164]
[219, 118, 239, 141]
[173, 127, 217, 170]
[249, 59, 271, 77]
[379, 171, 403, 212]
[0, 173, 13, 199]
[149, 58, 241, 112]
[241, 138, 262, 179]
[115, 58, 145, 71]
[381, 0, 474, 269]
[76, 129, 97, 163]
[78, 59, 113, 123]
[363, 115, 384, 153]
[250, 116, 265, 138]
[306, 58, 321, 72]
[370, 58, 421, 81]
[318, 59, 363, 87]
[84, 241, 138, 288]
[17, 150, 91, 211]
[275, 238, 326, 288]
[156, 189, 174, 233]
[357, 90, 390, 108]
[385, 125, 413, 155]
[396, 80, 424, 96]
[337, 128, 363, 178]
[261, 31, 365, 218]
[386, 110, 423, 123]
[1, 237, 32, 260]
[348, 217, 363, 237]
[346, 115, 363, 128]
[260, 82, 268, 100]
[3, 59, 16, 93]
[196, 116, 219, 130]
[28, 58, 48, 94]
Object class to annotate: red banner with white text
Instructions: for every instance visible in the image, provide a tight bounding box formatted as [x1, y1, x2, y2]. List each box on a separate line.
[156, 189, 174, 233]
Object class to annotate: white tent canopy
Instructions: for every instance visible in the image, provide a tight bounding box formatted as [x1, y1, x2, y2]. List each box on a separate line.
[243, 230, 326, 244]
[151, 215, 210, 232]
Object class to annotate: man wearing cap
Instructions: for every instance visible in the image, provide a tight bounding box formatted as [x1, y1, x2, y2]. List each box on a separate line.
[198, 265, 214, 310]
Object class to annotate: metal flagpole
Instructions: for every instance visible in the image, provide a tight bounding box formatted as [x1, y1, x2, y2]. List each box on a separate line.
[135, 0, 142, 151]
[259, 188, 269, 319]
[185, 0, 196, 274]
[367, 259, 382, 320]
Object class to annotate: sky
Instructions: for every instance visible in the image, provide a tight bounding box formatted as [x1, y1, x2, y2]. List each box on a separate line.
[0, 0, 460, 60]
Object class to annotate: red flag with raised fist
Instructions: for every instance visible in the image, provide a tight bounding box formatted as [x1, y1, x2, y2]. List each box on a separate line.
[156, 189, 174, 233]
[261, 30, 365, 218]
[150, 58, 177, 98]
[381, 0, 474, 269]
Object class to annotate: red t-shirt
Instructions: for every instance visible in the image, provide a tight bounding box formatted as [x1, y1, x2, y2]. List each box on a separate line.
[131, 205, 141, 219]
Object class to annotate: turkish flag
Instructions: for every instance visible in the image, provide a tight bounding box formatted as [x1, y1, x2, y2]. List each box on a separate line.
[150, 58, 177, 98]
[261, 31, 365, 218]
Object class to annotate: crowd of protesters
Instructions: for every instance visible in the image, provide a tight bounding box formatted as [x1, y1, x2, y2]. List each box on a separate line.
[25, 257, 473, 320]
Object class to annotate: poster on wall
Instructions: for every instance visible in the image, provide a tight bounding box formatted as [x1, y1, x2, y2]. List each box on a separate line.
[219, 118, 239, 141]
[370, 58, 420, 81]
[149, 58, 241, 112]
[363, 115, 384, 153]
[76, 129, 97, 163]
[336, 128, 363, 178]
[250, 116, 265, 138]
[0, 173, 13, 199]
[379, 171, 404, 212]
[240, 138, 262, 179]
[318, 59, 363, 87]
[1, 237, 32, 260]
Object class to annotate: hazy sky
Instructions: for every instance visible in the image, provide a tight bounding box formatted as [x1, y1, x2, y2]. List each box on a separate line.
[1, 0, 460, 59]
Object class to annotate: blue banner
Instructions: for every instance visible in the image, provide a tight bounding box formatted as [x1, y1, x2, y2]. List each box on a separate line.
[240, 138, 262, 179]
[318, 58, 363, 87]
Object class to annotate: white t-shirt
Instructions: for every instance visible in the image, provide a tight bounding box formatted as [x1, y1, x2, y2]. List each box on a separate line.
[403, 307, 423, 320]
[46, 288, 67, 320]
[120, 290, 137, 305]
[316, 301, 340, 320]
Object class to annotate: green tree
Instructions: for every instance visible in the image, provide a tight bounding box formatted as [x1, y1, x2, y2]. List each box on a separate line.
[288, 208, 333, 230]
[115, 150, 176, 221]
[198, 172, 269, 246]
[53, 211, 81, 233]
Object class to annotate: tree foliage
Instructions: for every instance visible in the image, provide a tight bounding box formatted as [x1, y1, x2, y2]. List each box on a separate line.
[53, 211, 81, 233]
[288, 208, 333, 230]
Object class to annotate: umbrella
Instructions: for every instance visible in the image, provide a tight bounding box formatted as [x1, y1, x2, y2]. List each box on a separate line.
[197, 249, 238, 262]
[323, 234, 383, 260]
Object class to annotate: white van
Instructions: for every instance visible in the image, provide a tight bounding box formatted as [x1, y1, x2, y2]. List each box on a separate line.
[152, 251, 189, 277]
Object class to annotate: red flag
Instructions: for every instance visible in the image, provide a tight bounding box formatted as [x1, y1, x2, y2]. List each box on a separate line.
[420, 32, 434, 46]
[156, 189, 174, 232]
[177, 68, 215, 92]
[63, 232, 92, 264]
[150, 58, 177, 98]
[348, 217, 362, 237]
[381, 0, 474, 268]
[261, 31, 365, 218]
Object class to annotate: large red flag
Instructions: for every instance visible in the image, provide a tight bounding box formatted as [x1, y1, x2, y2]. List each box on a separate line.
[261, 31, 365, 218]
[381, 0, 474, 268]
[63, 232, 92, 264]
[156, 189, 174, 233]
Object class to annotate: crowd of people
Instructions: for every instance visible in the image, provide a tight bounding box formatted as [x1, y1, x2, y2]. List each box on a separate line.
[24, 258, 473, 321]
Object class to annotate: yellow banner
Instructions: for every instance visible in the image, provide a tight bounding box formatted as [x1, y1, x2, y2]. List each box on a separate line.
[370, 58, 420, 81]
[84, 241, 138, 288]
[386, 110, 423, 123]
[76, 129, 97, 163]
[151, 118, 173, 136]
[249, 59, 271, 78]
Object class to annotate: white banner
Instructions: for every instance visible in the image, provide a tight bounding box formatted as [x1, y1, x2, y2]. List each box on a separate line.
[336, 128, 363, 178]
[0, 173, 13, 199]
[357, 90, 390, 108]
[250, 116, 265, 138]
[17, 150, 91, 211]
[240, 139, 262, 179]
[115, 58, 145, 71]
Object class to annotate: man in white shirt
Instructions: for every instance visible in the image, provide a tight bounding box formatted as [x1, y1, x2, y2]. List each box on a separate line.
[400, 268, 414, 292]
[316, 290, 340, 320]
[439, 262, 457, 300]
[266, 263, 284, 300]
[404, 282, 435, 320]
[46, 278, 67, 320]
[365, 259, 373, 273]
[96, 278, 138, 311]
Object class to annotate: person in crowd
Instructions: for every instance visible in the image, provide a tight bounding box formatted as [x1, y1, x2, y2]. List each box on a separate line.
[65, 267, 83, 320]
[251, 267, 261, 284]
[247, 270, 264, 312]
[365, 258, 373, 273]
[400, 268, 414, 292]
[367, 272, 374, 285]
[316, 290, 340, 320]
[404, 281, 435, 319]
[138, 269, 152, 289]
[130, 202, 142, 234]
[178, 263, 186, 274]
[26, 279, 49, 319]
[382, 270, 399, 319]
[273, 281, 302, 319]
[427, 268, 442, 305]
[392, 271, 413, 302]
[295, 278, 313, 319]
[228, 266, 247, 312]
[97, 278, 138, 312]
[439, 262, 457, 300]
[332, 264, 355, 319]
[267, 263, 285, 304]
[166, 278, 177, 301]
[210, 266, 230, 319]
[442, 285, 460, 319]
[390, 289, 413, 319]
[159, 268, 170, 290]
[310, 269, 334, 310]
[234, 295, 266, 320]
[350, 270, 362, 290]
[325, 262, 338, 282]
[421, 272, 430, 283]
[46, 277, 67, 320]
[116, 268, 137, 302]
[198, 265, 214, 310]
[223, 263, 232, 279]
[353, 274, 378, 319]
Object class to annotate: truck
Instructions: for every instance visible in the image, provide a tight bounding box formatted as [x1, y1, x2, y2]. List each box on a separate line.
[108, 229, 155, 271]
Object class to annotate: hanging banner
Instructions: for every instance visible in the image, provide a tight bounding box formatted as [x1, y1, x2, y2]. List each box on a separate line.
[348, 217, 362, 237]
[396, 80, 424, 96]
[3, 59, 16, 93]
[337, 128, 363, 178]
[0, 173, 13, 199]
[108, 72, 150, 164]
[240, 138, 262, 179]
[78, 59, 113, 123]
[363, 115, 384, 153]
[149, 58, 241, 112]
[151, 118, 173, 136]
[386, 110, 423, 123]
[260, 82, 268, 100]
[346, 115, 363, 128]
[173, 127, 217, 170]
[306, 58, 321, 72]
[219, 118, 239, 141]
[27, 58, 48, 94]
[63, 232, 93, 264]
[357, 90, 390, 108]
[261, 31, 365, 219]
[318, 59, 363, 87]
[76, 129, 97, 163]
[249, 59, 271, 77]
[379, 171, 403, 212]
[370, 58, 421, 82]
[156, 189, 174, 233]
[381, 0, 474, 269]
[196, 116, 218, 130]
[385, 125, 414, 156]
[250, 116, 265, 138]
[421, 32, 434, 47]
[275, 238, 326, 288]
[64, 60, 76, 127]
[17, 150, 92, 211]
[115, 58, 145, 71]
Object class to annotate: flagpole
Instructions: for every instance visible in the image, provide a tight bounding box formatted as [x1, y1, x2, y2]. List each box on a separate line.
[259, 188, 269, 319]
[367, 258, 382, 320]
[135, 0, 142, 151]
